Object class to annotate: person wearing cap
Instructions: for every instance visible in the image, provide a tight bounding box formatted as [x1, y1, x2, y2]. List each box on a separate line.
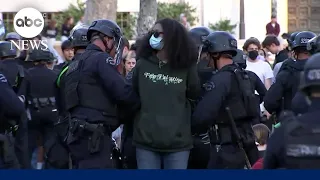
[61, 19, 139, 169]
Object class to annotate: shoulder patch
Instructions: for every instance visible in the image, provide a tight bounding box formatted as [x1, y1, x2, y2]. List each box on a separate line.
[203, 81, 215, 91]
[106, 57, 115, 65]
[0, 73, 7, 83]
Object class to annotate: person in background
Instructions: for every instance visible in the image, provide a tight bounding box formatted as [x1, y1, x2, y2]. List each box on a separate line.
[54, 40, 74, 71]
[123, 51, 136, 77]
[42, 20, 58, 49]
[266, 15, 280, 36]
[133, 18, 199, 169]
[243, 37, 274, 119]
[179, 13, 191, 30]
[251, 123, 270, 169]
[61, 17, 74, 42]
[76, 16, 84, 26]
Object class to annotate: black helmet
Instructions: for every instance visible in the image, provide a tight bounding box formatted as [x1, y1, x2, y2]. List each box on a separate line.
[307, 36, 320, 54]
[203, 31, 237, 57]
[87, 19, 122, 41]
[5, 32, 21, 41]
[300, 53, 320, 92]
[0, 41, 17, 58]
[69, 24, 89, 47]
[189, 27, 212, 49]
[292, 31, 317, 50]
[287, 31, 300, 50]
[233, 49, 246, 68]
[29, 48, 55, 62]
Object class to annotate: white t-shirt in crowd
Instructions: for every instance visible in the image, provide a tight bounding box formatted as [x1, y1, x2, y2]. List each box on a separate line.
[246, 60, 274, 85]
[246, 60, 274, 112]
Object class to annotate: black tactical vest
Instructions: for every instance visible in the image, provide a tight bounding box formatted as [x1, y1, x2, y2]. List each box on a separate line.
[285, 119, 320, 169]
[27, 66, 58, 123]
[215, 65, 258, 124]
[63, 51, 117, 120]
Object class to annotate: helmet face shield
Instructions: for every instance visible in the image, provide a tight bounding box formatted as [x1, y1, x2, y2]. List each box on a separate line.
[110, 36, 124, 66]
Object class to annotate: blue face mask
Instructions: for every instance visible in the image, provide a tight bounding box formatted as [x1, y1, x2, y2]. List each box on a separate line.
[149, 34, 164, 50]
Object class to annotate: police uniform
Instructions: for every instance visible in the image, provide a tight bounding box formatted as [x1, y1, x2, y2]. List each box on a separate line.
[26, 48, 59, 169]
[264, 31, 316, 117]
[264, 53, 320, 169]
[192, 31, 259, 169]
[0, 41, 30, 169]
[0, 73, 25, 169]
[187, 26, 212, 169]
[233, 49, 267, 125]
[63, 19, 139, 169]
[52, 25, 90, 169]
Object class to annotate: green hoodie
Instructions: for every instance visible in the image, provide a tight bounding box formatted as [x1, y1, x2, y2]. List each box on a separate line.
[132, 55, 200, 152]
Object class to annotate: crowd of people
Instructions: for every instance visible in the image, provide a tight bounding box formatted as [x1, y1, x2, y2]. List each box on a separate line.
[1, 15, 320, 170]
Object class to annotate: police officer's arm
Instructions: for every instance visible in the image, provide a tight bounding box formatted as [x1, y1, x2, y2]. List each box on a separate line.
[248, 71, 267, 103]
[187, 63, 201, 100]
[263, 126, 285, 169]
[0, 74, 25, 117]
[97, 58, 138, 104]
[192, 72, 230, 132]
[263, 71, 288, 113]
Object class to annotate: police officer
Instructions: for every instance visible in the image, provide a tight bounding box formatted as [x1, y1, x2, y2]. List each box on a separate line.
[192, 31, 259, 169]
[0, 41, 30, 169]
[63, 19, 139, 169]
[0, 72, 25, 169]
[187, 26, 212, 169]
[264, 31, 316, 117]
[264, 53, 320, 169]
[4, 32, 21, 57]
[26, 48, 58, 169]
[52, 25, 91, 169]
[233, 49, 267, 125]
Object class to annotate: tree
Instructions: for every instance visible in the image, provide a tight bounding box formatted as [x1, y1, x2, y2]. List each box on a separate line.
[55, 0, 85, 29]
[209, 19, 237, 34]
[136, 0, 157, 37]
[157, 2, 197, 26]
[84, 0, 117, 25]
[116, 13, 136, 39]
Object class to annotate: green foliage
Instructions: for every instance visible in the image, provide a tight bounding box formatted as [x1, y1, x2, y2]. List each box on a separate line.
[157, 2, 197, 26]
[116, 13, 136, 39]
[209, 19, 237, 34]
[55, 0, 85, 28]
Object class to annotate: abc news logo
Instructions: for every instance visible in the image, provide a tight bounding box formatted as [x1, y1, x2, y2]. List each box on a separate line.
[13, 8, 48, 51]
[15, 16, 44, 28]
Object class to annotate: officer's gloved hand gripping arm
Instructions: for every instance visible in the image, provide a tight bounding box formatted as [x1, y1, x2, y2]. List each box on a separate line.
[192, 73, 230, 133]
[0, 74, 25, 117]
[263, 71, 287, 113]
[97, 59, 139, 106]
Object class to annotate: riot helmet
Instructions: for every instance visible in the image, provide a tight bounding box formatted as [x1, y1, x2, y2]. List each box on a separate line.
[29, 48, 55, 62]
[5, 32, 21, 41]
[189, 27, 212, 61]
[233, 49, 247, 69]
[69, 24, 89, 48]
[307, 35, 320, 54]
[203, 31, 237, 57]
[0, 41, 17, 59]
[87, 19, 123, 65]
[292, 31, 316, 50]
[287, 31, 300, 51]
[300, 53, 320, 93]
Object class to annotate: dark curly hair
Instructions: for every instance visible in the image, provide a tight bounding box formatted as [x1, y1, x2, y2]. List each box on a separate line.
[136, 18, 198, 69]
[243, 37, 261, 51]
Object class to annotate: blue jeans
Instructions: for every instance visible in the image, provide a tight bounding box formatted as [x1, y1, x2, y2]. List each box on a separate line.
[136, 148, 190, 169]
